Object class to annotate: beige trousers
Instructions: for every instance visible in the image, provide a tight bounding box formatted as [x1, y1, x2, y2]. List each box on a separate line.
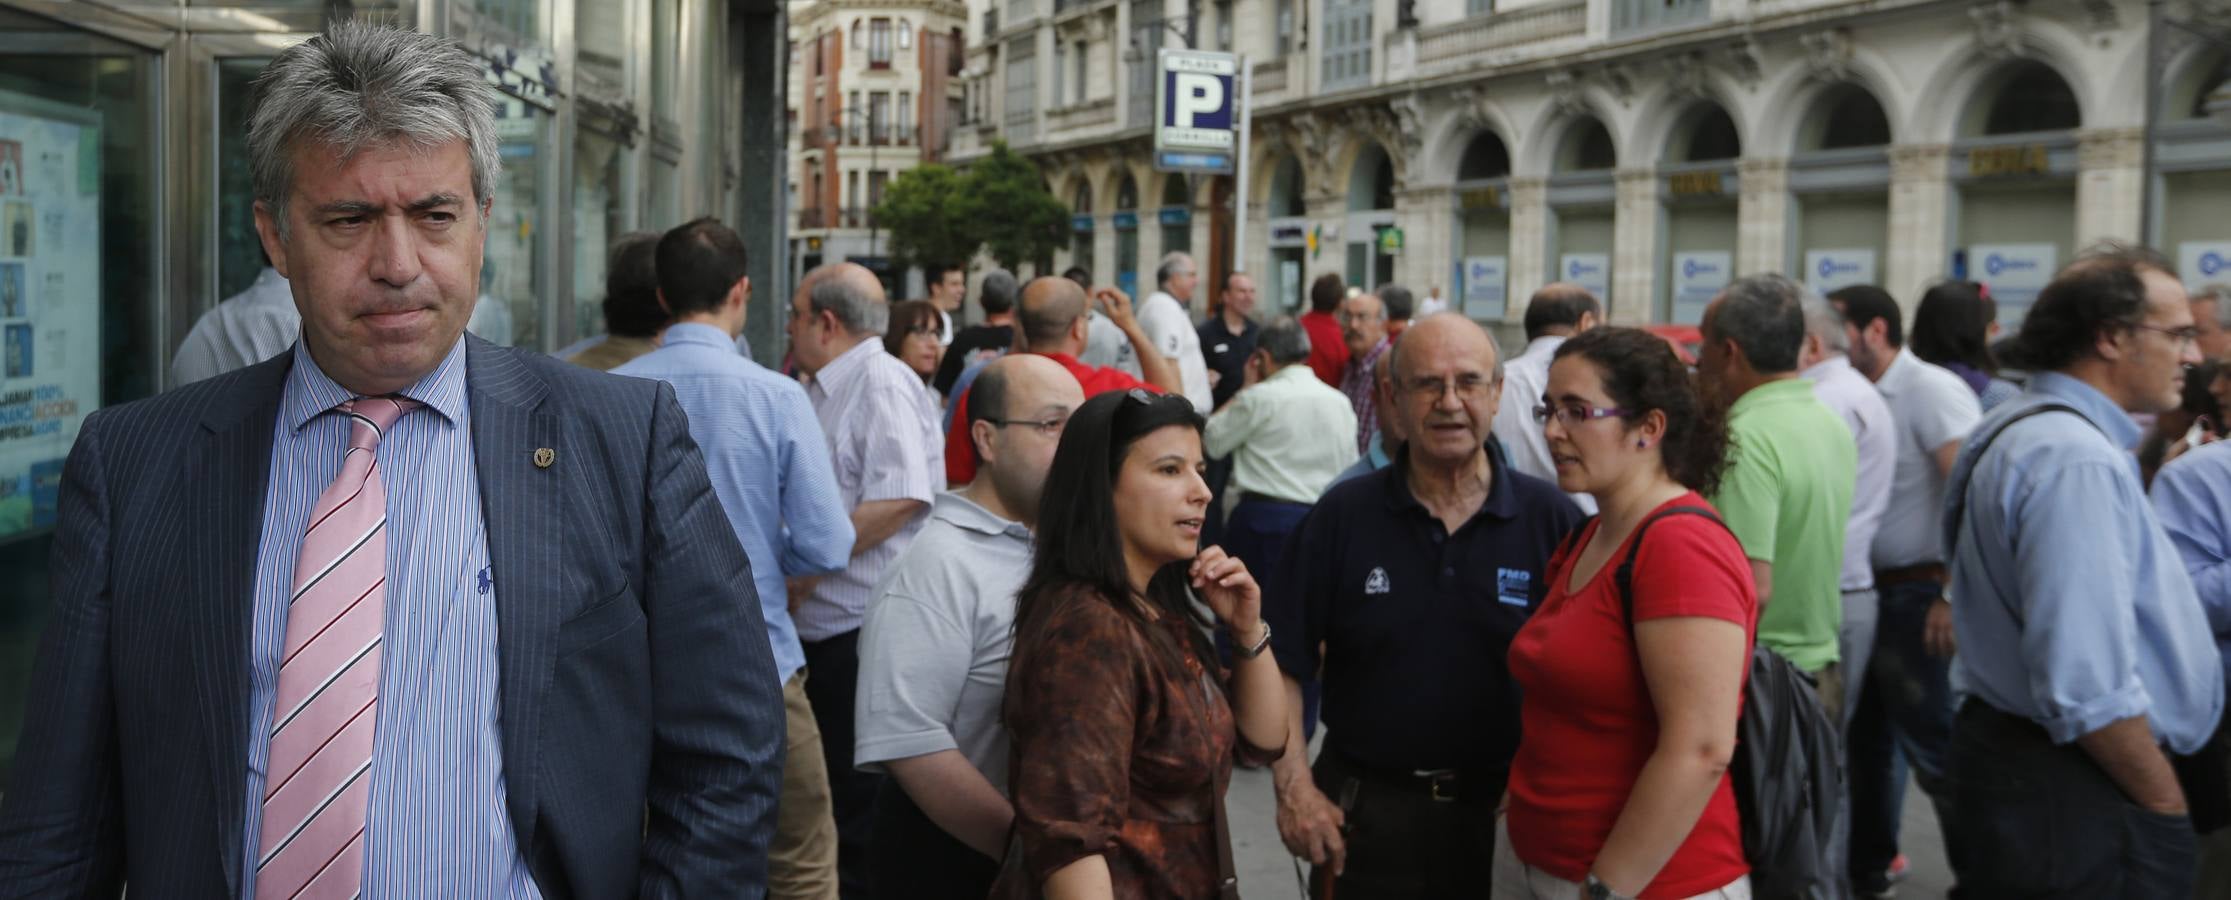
[770, 671, 839, 900]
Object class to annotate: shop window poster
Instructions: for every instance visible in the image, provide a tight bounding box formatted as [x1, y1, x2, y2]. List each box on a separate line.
[0, 90, 100, 538]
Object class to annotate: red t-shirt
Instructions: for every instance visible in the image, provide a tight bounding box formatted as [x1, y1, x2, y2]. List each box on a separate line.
[945, 352, 1156, 484]
[1505, 493, 1757, 899]
[1299, 310, 1350, 387]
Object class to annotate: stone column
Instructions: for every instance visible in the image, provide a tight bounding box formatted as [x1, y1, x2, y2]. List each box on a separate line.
[1613, 167, 1660, 324]
[1886, 144, 1951, 304]
[1737, 157, 1791, 277]
[1396, 185, 1453, 301]
[1508, 177, 1551, 315]
[2076, 127, 2145, 246]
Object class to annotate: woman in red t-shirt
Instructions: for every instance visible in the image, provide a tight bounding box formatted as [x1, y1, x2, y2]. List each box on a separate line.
[1497, 327, 1758, 900]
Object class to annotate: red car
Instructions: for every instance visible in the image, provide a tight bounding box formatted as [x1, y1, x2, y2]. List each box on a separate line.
[1642, 324, 1703, 366]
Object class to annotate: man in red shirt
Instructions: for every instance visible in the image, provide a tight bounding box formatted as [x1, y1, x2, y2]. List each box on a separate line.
[1301, 273, 1351, 386]
[944, 277, 1180, 484]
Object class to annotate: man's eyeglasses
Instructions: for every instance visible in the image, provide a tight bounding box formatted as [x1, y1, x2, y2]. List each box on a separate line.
[1531, 402, 1631, 427]
[1400, 375, 1494, 401]
[985, 415, 1068, 437]
[2128, 321, 2202, 349]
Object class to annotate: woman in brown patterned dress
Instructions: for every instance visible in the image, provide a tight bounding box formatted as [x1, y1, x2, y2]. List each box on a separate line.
[996, 389, 1289, 900]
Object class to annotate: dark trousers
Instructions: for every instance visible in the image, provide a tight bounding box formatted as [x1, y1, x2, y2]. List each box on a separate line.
[1949, 699, 2196, 899]
[803, 629, 882, 899]
[1223, 497, 1321, 739]
[1202, 456, 1235, 549]
[1304, 748, 1499, 898]
[1847, 579, 1963, 890]
[868, 778, 999, 900]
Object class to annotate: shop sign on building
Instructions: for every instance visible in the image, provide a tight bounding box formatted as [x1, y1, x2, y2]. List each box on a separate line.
[1560, 253, 1611, 304]
[1970, 243, 2056, 326]
[1463, 256, 1508, 319]
[1805, 249, 1877, 294]
[1671, 251, 1731, 325]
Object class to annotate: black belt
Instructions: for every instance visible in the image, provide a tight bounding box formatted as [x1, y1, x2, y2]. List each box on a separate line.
[1323, 747, 1470, 802]
[1875, 562, 1948, 586]
[1238, 491, 1311, 508]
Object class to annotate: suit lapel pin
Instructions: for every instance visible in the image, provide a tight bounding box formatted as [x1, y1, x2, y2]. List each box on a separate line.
[534, 447, 556, 469]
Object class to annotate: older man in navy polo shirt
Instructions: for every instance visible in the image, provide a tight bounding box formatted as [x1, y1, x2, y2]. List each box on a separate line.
[1264, 314, 1584, 898]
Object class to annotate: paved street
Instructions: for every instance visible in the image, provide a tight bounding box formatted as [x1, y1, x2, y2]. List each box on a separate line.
[1226, 738, 1955, 899]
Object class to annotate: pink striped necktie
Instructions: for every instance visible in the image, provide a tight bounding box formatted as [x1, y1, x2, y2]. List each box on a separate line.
[257, 395, 418, 900]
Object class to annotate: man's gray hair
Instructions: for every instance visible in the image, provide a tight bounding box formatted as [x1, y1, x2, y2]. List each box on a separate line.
[1707, 273, 1807, 374]
[249, 22, 501, 239]
[1257, 317, 1312, 365]
[810, 270, 890, 335]
[2197, 284, 2231, 328]
[1156, 252, 1196, 288]
[1801, 296, 1849, 354]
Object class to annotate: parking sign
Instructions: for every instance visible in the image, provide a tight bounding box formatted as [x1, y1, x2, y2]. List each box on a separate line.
[1155, 49, 1241, 173]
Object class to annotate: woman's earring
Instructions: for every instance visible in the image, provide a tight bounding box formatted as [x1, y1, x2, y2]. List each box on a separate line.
[1637, 440, 1648, 449]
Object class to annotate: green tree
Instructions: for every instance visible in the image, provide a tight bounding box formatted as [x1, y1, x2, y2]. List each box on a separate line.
[870, 140, 1070, 275]
[872, 163, 977, 276]
[955, 141, 1070, 272]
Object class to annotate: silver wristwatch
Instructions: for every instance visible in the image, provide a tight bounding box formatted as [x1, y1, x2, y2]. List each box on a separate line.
[1231, 620, 1272, 659]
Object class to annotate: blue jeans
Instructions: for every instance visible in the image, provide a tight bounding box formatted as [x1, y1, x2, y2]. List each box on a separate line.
[1847, 578, 1961, 891]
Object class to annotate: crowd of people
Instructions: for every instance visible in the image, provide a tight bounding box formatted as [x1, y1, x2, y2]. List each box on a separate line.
[11, 21, 2231, 900]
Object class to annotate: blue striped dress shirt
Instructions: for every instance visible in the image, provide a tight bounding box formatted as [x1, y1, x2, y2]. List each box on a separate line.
[613, 322, 856, 681]
[241, 338, 540, 898]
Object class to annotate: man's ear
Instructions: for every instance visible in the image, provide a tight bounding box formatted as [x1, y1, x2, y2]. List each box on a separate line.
[729, 277, 751, 312]
[970, 417, 998, 465]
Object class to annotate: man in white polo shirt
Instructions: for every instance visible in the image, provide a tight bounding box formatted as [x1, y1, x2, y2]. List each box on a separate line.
[1831, 283, 1983, 896]
[1139, 251, 1214, 412]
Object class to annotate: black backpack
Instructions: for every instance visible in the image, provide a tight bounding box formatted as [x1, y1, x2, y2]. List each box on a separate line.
[1554, 505, 1845, 899]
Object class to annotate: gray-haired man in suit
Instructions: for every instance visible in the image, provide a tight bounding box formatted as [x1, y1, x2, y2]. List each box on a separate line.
[0, 23, 783, 899]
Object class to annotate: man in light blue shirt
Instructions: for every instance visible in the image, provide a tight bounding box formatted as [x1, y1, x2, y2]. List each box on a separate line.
[2150, 417, 2231, 893]
[614, 218, 856, 899]
[1943, 245, 2222, 898]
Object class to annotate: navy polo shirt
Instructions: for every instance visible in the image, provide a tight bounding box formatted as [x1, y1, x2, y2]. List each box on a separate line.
[1266, 444, 1585, 776]
[1198, 316, 1260, 410]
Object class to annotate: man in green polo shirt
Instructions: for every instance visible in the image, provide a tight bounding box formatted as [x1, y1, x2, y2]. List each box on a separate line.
[1699, 274, 1859, 719]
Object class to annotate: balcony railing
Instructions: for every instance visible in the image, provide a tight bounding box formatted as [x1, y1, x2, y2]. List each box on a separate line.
[1047, 97, 1116, 134]
[841, 206, 877, 229]
[800, 207, 826, 229]
[1412, 0, 1586, 73]
[1610, 0, 1710, 37]
[1252, 57, 1289, 97]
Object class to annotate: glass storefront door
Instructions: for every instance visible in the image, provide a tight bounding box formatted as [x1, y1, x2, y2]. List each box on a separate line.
[0, 8, 160, 781]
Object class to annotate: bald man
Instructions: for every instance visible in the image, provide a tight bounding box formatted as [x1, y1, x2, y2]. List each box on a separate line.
[1492, 283, 1604, 513]
[856, 355, 1085, 899]
[787, 261, 946, 897]
[941, 277, 1179, 484]
[1266, 314, 1586, 896]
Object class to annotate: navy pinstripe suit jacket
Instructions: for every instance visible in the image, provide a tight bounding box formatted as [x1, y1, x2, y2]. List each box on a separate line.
[0, 336, 784, 899]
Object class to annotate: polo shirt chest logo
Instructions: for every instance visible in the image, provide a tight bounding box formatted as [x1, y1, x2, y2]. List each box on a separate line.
[1364, 567, 1392, 596]
[1496, 568, 1531, 608]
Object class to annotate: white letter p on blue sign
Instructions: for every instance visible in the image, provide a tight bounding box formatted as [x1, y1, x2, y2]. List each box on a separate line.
[1172, 72, 1225, 127]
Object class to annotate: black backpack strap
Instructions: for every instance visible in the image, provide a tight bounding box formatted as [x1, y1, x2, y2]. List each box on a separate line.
[1615, 505, 1732, 633]
[1940, 400, 2084, 628]
[1553, 514, 1598, 570]
[1942, 401, 2084, 562]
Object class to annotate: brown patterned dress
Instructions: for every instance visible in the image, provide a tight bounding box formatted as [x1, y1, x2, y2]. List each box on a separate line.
[996, 588, 1285, 899]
